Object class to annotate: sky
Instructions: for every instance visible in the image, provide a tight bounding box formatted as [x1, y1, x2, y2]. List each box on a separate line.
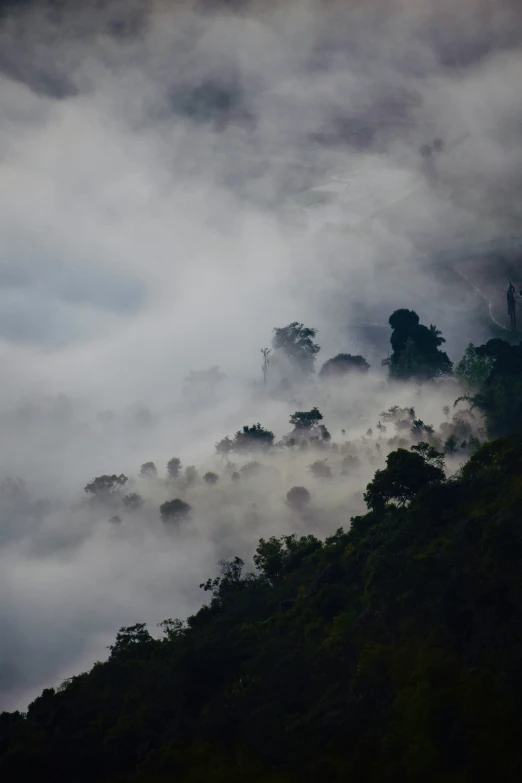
[0, 0, 521, 710]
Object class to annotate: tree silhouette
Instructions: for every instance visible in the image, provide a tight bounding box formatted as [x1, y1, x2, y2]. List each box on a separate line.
[387, 309, 452, 380]
[160, 498, 192, 524]
[84, 474, 128, 497]
[140, 462, 157, 479]
[272, 322, 320, 375]
[203, 471, 219, 485]
[167, 457, 182, 479]
[290, 407, 323, 431]
[286, 486, 311, 511]
[364, 449, 444, 510]
[319, 353, 369, 379]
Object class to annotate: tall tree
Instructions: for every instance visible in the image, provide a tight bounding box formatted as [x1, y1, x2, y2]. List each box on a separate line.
[387, 309, 452, 381]
[272, 322, 320, 375]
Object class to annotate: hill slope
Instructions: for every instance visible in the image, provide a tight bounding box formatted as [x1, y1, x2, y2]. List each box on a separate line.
[2, 435, 522, 782]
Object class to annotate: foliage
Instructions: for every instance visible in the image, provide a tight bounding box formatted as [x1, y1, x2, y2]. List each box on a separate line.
[167, 457, 182, 479]
[159, 498, 192, 524]
[272, 322, 320, 375]
[122, 493, 144, 511]
[233, 424, 275, 452]
[363, 448, 444, 510]
[139, 462, 157, 479]
[6, 435, 522, 781]
[203, 472, 219, 485]
[455, 343, 494, 389]
[217, 425, 275, 455]
[285, 486, 311, 511]
[387, 309, 452, 381]
[455, 339, 522, 437]
[84, 474, 128, 497]
[319, 353, 370, 379]
[308, 459, 332, 479]
[289, 407, 323, 431]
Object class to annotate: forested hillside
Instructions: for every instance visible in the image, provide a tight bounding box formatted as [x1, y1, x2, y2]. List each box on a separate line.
[2, 424, 522, 782]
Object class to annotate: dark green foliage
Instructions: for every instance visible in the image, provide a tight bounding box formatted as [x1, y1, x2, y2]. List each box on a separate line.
[6, 435, 522, 781]
[411, 441, 445, 469]
[217, 426, 275, 455]
[285, 486, 311, 511]
[167, 457, 182, 479]
[84, 474, 128, 497]
[159, 498, 192, 524]
[272, 322, 320, 375]
[364, 448, 444, 510]
[233, 424, 275, 452]
[123, 493, 144, 511]
[140, 462, 157, 479]
[203, 472, 219, 485]
[319, 353, 369, 379]
[456, 343, 494, 388]
[387, 309, 452, 381]
[289, 407, 323, 431]
[456, 339, 522, 437]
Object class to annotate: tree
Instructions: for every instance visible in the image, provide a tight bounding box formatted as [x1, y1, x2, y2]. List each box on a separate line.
[167, 457, 182, 479]
[456, 343, 494, 389]
[232, 424, 275, 452]
[309, 459, 332, 479]
[108, 623, 152, 658]
[455, 340, 522, 437]
[319, 353, 369, 379]
[411, 442, 445, 470]
[185, 466, 199, 484]
[286, 486, 311, 511]
[140, 462, 157, 479]
[160, 498, 192, 524]
[84, 474, 128, 497]
[387, 309, 452, 381]
[290, 407, 323, 431]
[203, 471, 219, 485]
[122, 493, 144, 511]
[364, 448, 444, 510]
[272, 322, 320, 375]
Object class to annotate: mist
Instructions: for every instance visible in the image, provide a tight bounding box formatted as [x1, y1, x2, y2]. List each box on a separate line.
[0, 0, 521, 710]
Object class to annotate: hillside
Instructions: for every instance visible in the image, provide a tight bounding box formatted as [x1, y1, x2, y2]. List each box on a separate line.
[2, 430, 522, 782]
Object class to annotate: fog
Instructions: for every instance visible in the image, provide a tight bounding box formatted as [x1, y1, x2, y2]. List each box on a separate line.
[0, 0, 521, 710]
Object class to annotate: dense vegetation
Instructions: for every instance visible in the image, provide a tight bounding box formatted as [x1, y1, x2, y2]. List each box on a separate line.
[3, 429, 522, 781]
[3, 311, 522, 781]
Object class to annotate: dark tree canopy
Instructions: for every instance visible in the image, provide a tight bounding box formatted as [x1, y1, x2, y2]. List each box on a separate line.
[364, 448, 444, 510]
[319, 353, 370, 379]
[159, 498, 192, 524]
[286, 486, 311, 511]
[387, 309, 452, 380]
[458, 339, 522, 437]
[84, 474, 128, 497]
[230, 423, 275, 453]
[289, 407, 323, 431]
[272, 322, 320, 375]
[203, 472, 219, 485]
[7, 435, 522, 782]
